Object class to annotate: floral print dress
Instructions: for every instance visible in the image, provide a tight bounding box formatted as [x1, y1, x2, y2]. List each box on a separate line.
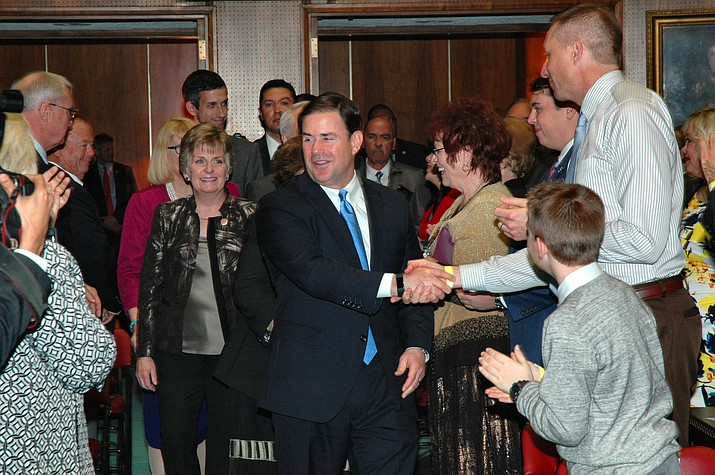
[681, 194, 715, 406]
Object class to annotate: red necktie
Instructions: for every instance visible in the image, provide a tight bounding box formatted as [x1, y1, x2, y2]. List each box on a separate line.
[103, 167, 115, 216]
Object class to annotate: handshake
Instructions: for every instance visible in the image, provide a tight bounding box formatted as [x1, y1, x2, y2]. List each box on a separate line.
[390, 259, 462, 304]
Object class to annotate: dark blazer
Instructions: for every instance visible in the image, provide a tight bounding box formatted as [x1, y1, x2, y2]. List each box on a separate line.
[394, 138, 428, 171]
[245, 174, 276, 202]
[83, 161, 137, 224]
[355, 159, 431, 229]
[256, 173, 433, 423]
[230, 135, 264, 196]
[254, 134, 273, 177]
[53, 178, 121, 312]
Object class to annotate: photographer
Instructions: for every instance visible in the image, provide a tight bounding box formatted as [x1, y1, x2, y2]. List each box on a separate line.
[0, 115, 70, 367]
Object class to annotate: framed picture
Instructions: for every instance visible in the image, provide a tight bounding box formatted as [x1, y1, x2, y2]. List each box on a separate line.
[647, 9, 715, 127]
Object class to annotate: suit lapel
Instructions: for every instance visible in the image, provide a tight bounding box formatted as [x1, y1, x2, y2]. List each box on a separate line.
[295, 174, 363, 268]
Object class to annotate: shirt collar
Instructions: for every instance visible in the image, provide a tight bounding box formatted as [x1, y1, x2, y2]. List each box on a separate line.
[266, 133, 281, 159]
[581, 69, 623, 121]
[320, 171, 363, 212]
[364, 159, 391, 182]
[557, 262, 603, 304]
[49, 162, 83, 185]
[31, 134, 48, 164]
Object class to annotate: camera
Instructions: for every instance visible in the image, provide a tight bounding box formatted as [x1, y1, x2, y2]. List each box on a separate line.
[0, 90, 23, 114]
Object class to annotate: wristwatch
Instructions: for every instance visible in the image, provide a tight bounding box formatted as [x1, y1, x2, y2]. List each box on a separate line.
[509, 380, 530, 403]
[395, 273, 405, 297]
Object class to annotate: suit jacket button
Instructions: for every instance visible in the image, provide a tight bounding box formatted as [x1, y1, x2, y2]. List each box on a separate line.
[360, 335, 368, 342]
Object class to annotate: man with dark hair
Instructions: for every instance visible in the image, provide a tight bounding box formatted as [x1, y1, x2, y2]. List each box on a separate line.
[256, 92, 450, 474]
[365, 103, 428, 171]
[84, 133, 137, 253]
[255, 79, 296, 175]
[182, 69, 261, 195]
[407, 3, 700, 446]
[356, 116, 430, 228]
[479, 182, 681, 474]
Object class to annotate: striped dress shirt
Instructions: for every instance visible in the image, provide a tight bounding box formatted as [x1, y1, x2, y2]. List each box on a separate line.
[461, 70, 685, 290]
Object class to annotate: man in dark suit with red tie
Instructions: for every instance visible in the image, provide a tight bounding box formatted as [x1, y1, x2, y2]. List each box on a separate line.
[256, 92, 451, 474]
[83, 133, 137, 254]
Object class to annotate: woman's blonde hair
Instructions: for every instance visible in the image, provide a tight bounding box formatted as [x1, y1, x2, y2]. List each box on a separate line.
[148, 117, 196, 185]
[0, 113, 38, 175]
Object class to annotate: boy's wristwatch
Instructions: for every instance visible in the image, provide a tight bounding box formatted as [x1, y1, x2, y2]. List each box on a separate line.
[509, 380, 530, 403]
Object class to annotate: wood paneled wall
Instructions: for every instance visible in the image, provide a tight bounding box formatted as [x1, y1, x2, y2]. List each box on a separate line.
[318, 33, 545, 146]
[1, 40, 197, 190]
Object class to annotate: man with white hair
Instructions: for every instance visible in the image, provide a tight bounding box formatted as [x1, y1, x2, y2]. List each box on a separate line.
[12, 71, 77, 170]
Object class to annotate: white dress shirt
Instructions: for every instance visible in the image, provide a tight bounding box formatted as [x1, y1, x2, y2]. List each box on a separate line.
[461, 70, 684, 291]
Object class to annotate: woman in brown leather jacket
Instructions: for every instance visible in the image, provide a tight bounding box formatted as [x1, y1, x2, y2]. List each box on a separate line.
[135, 123, 275, 474]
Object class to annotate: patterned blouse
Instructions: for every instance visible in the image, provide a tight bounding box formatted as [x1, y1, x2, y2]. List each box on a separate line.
[0, 241, 116, 474]
[681, 193, 715, 407]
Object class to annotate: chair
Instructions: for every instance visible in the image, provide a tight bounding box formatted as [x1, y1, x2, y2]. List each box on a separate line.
[522, 423, 560, 475]
[105, 327, 133, 474]
[680, 445, 715, 475]
[85, 327, 133, 474]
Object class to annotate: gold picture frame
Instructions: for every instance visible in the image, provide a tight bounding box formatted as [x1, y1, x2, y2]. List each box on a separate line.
[646, 9, 715, 126]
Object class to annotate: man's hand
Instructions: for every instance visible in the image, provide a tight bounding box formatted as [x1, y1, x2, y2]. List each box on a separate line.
[0, 173, 52, 255]
[699, 133, 715, 185]
[395, 347, 427, 398]
[136, 356, 158, 391]
[457, 291, 497, 311]
[393, 265, 453, 304]
[101, 308, 120, 325]
[84, 284, 102, 317]
[478, 345, 533, 394]
[101, 215, 122, 234]
[493, 196, 528, 242]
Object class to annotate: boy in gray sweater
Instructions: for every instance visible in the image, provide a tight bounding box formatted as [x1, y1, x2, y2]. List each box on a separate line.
[478, 182, 681, 474]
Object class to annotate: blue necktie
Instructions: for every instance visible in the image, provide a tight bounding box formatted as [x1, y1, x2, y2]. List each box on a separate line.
[375, 171, 384, 185]
[564, 113, 588, 184]
[339, 189, 377, 364]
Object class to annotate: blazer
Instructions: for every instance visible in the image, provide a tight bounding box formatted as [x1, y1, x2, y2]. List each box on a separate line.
[230, 134, 264, 196]
[54, 178, 121, 312]
[355, 159, 431, 229]
[245, 174, 276, 202]
[254, 134, 273, 177]
[138, 194, 274, 367]
[83, 161, 137, 223]
[394, 138, 428, 171]
[256, 172, 433, 423]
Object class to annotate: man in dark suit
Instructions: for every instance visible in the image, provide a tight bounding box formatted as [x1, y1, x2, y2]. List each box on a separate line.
[83, 133, 137, 254]
[256, 93, 451, 475]
[356, 116, 431, 229]
[48, 117, 122, 323]
[492, 77, 580, 366]
[254, 79, 296, 176]
[366, 103, 429, 171]
[182, 69, 262, 196]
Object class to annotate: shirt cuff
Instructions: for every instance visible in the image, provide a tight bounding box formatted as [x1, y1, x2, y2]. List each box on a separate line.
[406, 346, 430, 362]
[459, 262, 485, 292]
[14, 248, 48, 272]
[377, 273, 394, 298]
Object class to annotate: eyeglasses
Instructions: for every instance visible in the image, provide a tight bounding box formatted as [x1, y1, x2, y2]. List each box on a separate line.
[49, 103, 79, 121]
[167, 145, 181, 154]
[430, 147, 445, 155]
[684, 136, 697, 146]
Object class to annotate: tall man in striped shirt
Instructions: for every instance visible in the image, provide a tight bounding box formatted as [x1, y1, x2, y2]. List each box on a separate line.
[404, 3, 700, 446]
